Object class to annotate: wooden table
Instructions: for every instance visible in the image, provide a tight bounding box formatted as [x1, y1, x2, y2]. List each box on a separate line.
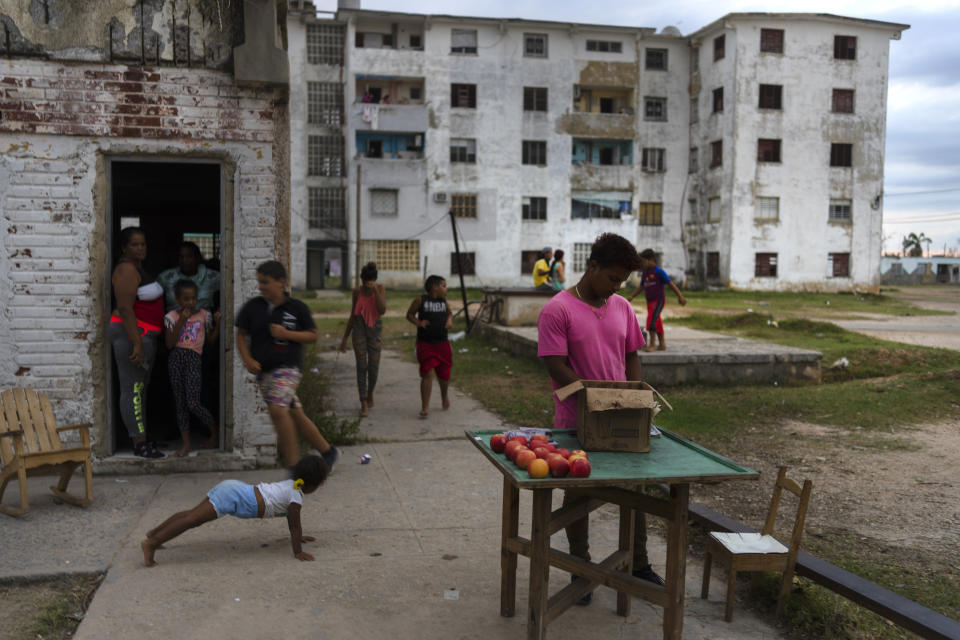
[467, 428, 759, 640]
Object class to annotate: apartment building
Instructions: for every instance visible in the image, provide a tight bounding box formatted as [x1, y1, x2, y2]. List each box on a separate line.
[288, 5, 907, 291]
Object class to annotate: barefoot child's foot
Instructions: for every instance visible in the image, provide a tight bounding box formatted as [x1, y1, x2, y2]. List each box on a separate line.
[656, 345, 667, 351]
[442, 396, 450, 410]
[419, 409, 429, 419]
[141, 539, 158, 567]
[366, 394, 374, 408]
[360, 402, 369, 417]
[175, 445, 190, 458]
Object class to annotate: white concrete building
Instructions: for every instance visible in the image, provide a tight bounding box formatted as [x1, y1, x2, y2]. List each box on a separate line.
[287, 6, 907, 292]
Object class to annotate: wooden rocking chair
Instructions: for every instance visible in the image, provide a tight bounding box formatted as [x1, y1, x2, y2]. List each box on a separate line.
[0, 388, 93, 517]
[700, 466, 813, 621]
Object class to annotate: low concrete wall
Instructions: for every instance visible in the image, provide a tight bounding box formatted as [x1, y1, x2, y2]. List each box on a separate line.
[483, 287, 556, 326]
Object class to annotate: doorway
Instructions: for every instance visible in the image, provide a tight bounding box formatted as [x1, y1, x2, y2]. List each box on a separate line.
[108, 159, 223, 455]
[307, 241, 347, 289]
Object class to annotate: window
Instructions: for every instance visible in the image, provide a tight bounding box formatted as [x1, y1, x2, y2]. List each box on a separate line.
[829, 252, 850, 277]
[755, 196, 779, 221]
[637, 202, 663, 226]
[707, 252, 720, 278]
[755, 253, 778, 277]
[832, 88, 854, 113]
[645, 48, 668, 70]
[712, 87, 724, 113]
[522, 140, 547, 165]
[688, 147, 698, 173]
[572, 138, 633, 165]
[757, 139, 781, 163]
[571, 192, 631, 219]
[306, 23, 344, 65]
[708, 196, 721, 222]
[714, 34, 725, 61]
[829, 199, 852, 221]
[586, 40, 622, 53]
[760, 28, 784, 53]
[690, 97, 698, 124]
[522, 196, 547, 221]
[834, 35, 856, 60]
[451, 193, 477, 218]
[830, 143, 853, 167]
[308, 187, 345, 230]
[308, 135, 343, 176]
[710, 140, 722, 168]
[450, 252, 476, 275]
[572, 242, 592, 272]
[358, 240, 420, 271]
[644, 97, 667, 121]
[641, 148, 665, 172]
[451, 83, 476, 108]
[450, 138, 476, 163]
[524, 33, 548, 58]
[523, 87, 548, 112]
[370, 189, 398, 216]
[451, 29, 477, 54]
[410, 87, 422, 101]
[521, 250, 541, 274]
[409, 34, 422, 49]
[355, 32, 392, 48]
[759, 84, 782, 110]
[307, 82, 342, 126]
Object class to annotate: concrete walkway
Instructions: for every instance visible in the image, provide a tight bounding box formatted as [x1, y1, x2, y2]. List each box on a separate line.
[4, 349, 788, 640]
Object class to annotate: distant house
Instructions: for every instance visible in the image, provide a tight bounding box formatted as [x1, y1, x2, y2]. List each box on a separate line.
[881, 257, 960, 285]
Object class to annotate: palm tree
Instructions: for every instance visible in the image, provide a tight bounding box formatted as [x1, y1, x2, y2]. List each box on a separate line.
[902, 232, 930, 257]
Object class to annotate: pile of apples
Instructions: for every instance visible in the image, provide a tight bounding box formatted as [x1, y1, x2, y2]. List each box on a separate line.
[488, 433, 591, 479]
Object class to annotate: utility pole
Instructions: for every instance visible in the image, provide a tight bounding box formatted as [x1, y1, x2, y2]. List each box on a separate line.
[355, 163, 362, 287]
[448, 210, 470, 329]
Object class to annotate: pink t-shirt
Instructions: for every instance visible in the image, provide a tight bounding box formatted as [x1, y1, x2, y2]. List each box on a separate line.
[163, 308, 212, 355]
[537, 291, 646, 429]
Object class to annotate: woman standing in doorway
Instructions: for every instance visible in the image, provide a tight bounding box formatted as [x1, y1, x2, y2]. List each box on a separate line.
[339, 262, 386, 417]
[110, 227, 166, 458]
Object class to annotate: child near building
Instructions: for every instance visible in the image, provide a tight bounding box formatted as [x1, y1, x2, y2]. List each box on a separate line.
[405, 275, 453, 418]
[164, 279, 221, 457]
[141, 455, 328, 566]
[235, 260, 340, 470]
[627, 249, 686, 351]
[339, 262, 386, 418]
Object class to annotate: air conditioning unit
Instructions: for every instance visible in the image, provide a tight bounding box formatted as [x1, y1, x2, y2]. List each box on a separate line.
[433, 192, 447, 203]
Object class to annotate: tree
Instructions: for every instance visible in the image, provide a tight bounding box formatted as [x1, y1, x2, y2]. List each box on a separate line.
[902, 232, 930, 257]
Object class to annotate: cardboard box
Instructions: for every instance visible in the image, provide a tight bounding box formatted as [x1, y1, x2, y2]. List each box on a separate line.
[555, 380, 671, 453]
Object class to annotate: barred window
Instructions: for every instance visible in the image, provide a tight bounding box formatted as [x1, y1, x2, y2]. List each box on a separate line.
[586, 40, 622, 53]
[710, 140, 722, 168]
[830, 143, 853, 167]
[689, 147, 698, 173]
[451, 83, 476, 108]
[759, 84, 782, 110]
[690, 97, 698, 124]
[755, 196, 780, 221]
[308, 135, 343, 176]
[645, 48, 668, 70]
[307, 23, 344, 65]
[524, 33, 548, 58]
[757, 139, 781, 163]
[522, 140, 547, 165]
[522, 196, 547, 221]
[712, 87, 724, 113]
[637, 202, 663, 226]
[450, 252, 476, 275]
[707, 252, 720, 278]
[182, 232, 220, 262]
[829, 199, 852, 221]
[523, 87, 548, 112]
[834, 35, 856, 60]
[641, 148, 665, 172]
[829, 252, 850, 277]
[371, 189, 398, 216]
[832, 89, 854, 113]
[307, 82, 342, 126]
[755, 253, 778, 278]
[644, 97, 667, 121]
[760, 28, 784, 54]
[308, 187, 345, 230]
[572, 243, 592, 272]
[358, 240, 420, 271]
[451, 193, 477, 218]
[714, 34, 725, 61]
[451, 29, 478, 54]
[450, 138, 476, 163]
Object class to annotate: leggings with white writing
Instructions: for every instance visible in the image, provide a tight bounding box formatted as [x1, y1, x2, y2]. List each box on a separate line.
[168, 347, 216, 432]
[109, 322, 158, 439]
[351, 316, 382, 403]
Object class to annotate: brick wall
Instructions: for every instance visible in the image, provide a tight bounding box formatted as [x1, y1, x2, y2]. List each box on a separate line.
[0, 59, 283, 460]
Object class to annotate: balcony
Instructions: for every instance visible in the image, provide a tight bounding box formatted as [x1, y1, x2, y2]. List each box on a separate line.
[352, 103, 429, 132]
[558, 112, 635, 138]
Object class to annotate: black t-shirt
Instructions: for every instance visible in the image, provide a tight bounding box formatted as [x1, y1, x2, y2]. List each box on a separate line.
[416, 295, 448, 344]
[235, 295, 316, 372]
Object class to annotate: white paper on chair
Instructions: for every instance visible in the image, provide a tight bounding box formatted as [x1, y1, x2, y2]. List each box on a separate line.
[709, 532, 788, 554]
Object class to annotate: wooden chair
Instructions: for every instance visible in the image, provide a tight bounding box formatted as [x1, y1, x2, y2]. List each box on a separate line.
[0, 388, 93, 517]
[700, 466, 813, 622]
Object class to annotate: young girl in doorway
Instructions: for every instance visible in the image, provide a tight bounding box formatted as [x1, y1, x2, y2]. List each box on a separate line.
[164, 279, 221, 457]
[339, 262, 386, 417]
[140, 454, 329, 566]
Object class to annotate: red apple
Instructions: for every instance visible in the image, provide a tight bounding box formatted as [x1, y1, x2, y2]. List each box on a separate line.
[533, 446, 551, 460]
[515, 449, 537, 469]
[543, 443, 557, 453]
[556, 448, 571, 459]
[548, 456, 570, 478]
[546, 452, 565, 464]
[510, 435, 528, 447]
[570, 457, 591, 478]
[489, 433, 508, 453]
[505, 441, 525, 461]
[570, 449, 587, 459]
[530, 434, 549, 446]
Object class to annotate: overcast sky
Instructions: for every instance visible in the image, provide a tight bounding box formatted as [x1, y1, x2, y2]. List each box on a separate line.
[316, 0, 960, 255]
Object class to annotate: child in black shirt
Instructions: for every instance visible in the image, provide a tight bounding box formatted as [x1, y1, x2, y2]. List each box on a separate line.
[405, 275, 453, 418]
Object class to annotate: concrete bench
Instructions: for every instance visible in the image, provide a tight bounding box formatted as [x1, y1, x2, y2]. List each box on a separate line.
[482, 287, 556, 326]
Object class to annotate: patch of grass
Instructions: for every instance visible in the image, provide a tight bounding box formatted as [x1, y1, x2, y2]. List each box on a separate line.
[674, 289, 949, 318]
[25, 574, 103, 640]
[302, 287, 488, 315]
[299, 343, 366, 446]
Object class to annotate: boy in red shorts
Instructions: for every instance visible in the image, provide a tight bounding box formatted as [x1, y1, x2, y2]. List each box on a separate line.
[627, 249, 686, 351]
[405, 275, 453, 417]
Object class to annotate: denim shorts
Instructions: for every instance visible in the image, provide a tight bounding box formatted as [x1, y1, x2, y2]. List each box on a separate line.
[207, 479, 259, 519]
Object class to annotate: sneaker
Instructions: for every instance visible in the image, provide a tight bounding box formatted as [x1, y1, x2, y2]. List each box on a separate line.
[570, 575, 592, 606]
[134, 441, 165, 459]
[632, 564, 665, 586]
[321, 446, 340, 474]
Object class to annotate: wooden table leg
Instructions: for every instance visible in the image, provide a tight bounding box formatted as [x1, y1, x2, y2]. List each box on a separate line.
[616, 502, 634, 616]
[663, 483, 690, 640]
[527, 488, 552, 640]
[501, 476, 520, 617]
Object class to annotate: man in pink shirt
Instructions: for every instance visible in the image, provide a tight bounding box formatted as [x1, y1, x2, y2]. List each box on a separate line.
[537, 233, 663, 603]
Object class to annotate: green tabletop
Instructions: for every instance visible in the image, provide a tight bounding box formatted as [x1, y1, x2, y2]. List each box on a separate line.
[466, 428, 759, 489]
